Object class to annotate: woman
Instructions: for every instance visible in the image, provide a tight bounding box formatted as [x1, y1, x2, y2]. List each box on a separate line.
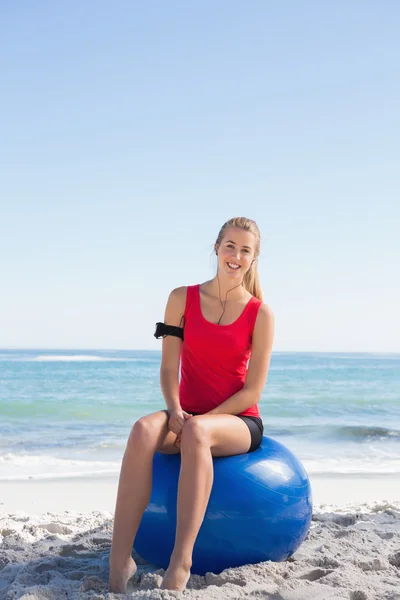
[109, 216, 274, 593]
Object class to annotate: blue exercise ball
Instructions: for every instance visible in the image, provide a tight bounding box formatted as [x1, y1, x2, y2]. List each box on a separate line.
[134, 436, 312, 575]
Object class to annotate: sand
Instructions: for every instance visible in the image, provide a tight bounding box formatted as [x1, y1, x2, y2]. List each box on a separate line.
[1, 476, 399, 600]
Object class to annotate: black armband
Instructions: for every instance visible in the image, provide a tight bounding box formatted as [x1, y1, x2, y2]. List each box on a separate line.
[154, 322, 184, 341]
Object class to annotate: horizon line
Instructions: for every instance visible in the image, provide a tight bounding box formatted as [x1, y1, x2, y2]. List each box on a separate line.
[1, 348, 399, 355]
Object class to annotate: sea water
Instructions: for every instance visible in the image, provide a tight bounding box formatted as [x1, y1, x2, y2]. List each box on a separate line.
[0, 350, 399, 481]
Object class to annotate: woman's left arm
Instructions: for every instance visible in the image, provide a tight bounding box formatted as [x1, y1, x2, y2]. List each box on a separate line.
[208, 304, 275, 415]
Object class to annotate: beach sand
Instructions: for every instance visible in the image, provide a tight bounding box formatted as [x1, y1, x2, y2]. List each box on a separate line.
[1, 475, 399, 600]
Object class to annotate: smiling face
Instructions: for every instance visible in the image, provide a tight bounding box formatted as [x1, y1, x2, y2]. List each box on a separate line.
[215, 227, 256, 279]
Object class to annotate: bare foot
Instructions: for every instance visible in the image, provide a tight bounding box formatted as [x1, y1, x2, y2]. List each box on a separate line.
[161, 561, 191, 592]
[109, 555, 137, 594]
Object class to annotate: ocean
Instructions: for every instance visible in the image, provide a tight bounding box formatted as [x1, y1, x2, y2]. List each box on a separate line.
[0, 350, 399, 481]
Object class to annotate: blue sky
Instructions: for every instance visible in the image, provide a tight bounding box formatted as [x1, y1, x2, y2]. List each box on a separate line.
[1, 1, 399, 352]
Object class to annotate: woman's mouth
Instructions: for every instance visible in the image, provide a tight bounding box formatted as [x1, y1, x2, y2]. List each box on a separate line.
[227, 262, 240, 270]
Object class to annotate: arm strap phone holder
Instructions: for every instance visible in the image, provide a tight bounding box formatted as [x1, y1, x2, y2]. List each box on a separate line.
[154, 322, 184, 341]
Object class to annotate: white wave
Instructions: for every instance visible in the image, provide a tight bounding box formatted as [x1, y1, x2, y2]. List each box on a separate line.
[0, 453, 120, 481]
[30, 355, 151, 362]
[33, 355, 116, 362]
[303, 456, 400, 475]
[2, 451, 400, 481]
[271, 363, 400, 371]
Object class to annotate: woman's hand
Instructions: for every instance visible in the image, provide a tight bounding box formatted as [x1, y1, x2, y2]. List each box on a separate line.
[168, 409, 192, 436]
[168, 409, 192, 447]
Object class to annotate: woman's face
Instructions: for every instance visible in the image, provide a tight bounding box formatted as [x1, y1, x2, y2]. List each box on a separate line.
[216, 227, 256, 280]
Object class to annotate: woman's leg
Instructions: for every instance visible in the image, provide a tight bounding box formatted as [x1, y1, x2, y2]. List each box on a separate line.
[109, 410, 179, 593]
[161, 414, 252, 591]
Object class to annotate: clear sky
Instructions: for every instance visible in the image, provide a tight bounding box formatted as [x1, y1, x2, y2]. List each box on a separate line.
[1, 1, 399, 352]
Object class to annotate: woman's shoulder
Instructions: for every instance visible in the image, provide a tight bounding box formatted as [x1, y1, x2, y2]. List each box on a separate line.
[167, 285, 198, 311]
[167, 286, 188, 306]
[163, 287, 190, 327]
[254, 302, 274, 328]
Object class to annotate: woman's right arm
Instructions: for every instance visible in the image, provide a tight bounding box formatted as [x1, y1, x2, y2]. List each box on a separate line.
[159, 287, 191, 435]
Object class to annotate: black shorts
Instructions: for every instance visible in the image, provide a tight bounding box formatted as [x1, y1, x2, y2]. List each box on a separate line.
[169, 411, 263, 453]
[237, 415, 264, 452]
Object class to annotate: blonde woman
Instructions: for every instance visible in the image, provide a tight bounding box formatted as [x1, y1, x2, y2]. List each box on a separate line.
[109, 216, 274, 593]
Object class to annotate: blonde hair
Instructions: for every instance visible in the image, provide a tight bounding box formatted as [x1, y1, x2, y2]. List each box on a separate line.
[215, 217, 263, 301]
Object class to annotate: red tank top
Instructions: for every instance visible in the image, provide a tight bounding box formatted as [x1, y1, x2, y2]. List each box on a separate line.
[179, 284, 262, 418]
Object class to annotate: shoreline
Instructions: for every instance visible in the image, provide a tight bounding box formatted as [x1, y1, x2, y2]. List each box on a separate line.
[1, 472, 399, 515]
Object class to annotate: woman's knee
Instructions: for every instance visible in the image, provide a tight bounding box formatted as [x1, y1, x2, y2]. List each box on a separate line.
[128, 413, 167, 449]
[181, 416, 211, 447]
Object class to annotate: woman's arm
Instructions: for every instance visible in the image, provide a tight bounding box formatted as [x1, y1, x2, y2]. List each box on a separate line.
[159, 286, 187, 413]
[208, 304, 274, 415]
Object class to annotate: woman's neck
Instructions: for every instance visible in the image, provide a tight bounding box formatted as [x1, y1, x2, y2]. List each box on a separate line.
[206, 276, 247, 302]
